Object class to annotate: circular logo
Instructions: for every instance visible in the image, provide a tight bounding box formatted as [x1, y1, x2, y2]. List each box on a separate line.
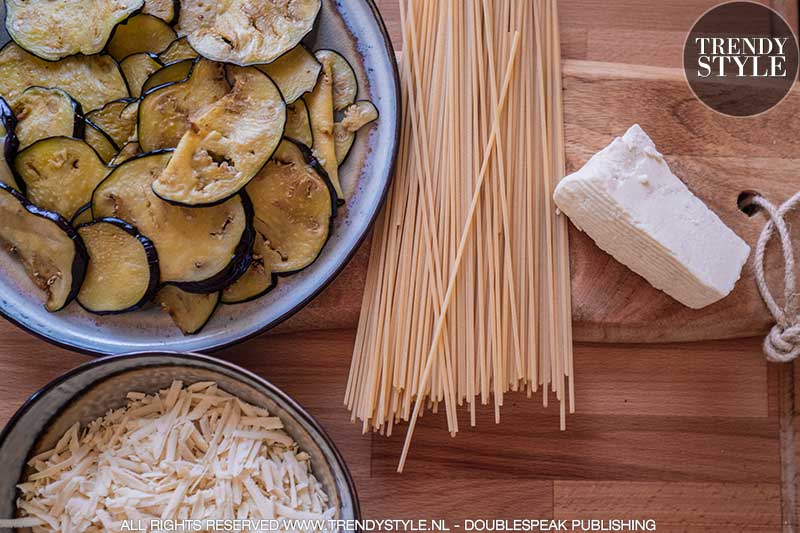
[684, 1, 799, 117]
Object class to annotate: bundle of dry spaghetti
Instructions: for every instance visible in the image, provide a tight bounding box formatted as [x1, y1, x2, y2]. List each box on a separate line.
[345, 0, 572, 471]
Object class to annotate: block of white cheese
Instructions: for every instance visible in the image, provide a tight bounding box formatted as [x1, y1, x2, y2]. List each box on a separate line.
[553, 124, 750, 309]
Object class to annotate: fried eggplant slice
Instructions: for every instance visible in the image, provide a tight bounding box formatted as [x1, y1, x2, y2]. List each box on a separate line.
[13, 87, 84, 150]
[0, 183, 87, 312]
[258, 45, 321, 104]
[246, 140, 334, 274]
[92, 152, 253, 290]
[285, 100, 313, 147]
[107, 14, 178, 62]
[16, 137, 110, 220]
[143, 0, 180, 24]
[110, 142, 142, 166]
[315, 49, 357, 111]
[0, 97, 22, 192]
[84, 121, 119, 164]
[179, 0, 321, 66]
[14, 137, 109, 220]
[0, 43, 129, 111]
[153, 66, 285, 207]
[305, 59, 341, 198]
[155, 286, 219, 335]
[120, 53, 163, 98]
[77, 218, 159, 315]
[6, 0, 144, 61]
[334, 100, 379, 165]
[86, 99, 139, 148]
[222, 232, 275, 304]
[71, 203, 93, 227]
[141, 58, 195, 94]
[138, 59, 229, 152]
[158, 37, 197, 65]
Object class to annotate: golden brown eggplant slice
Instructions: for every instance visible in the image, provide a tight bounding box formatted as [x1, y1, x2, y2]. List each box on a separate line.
[179, 0, 321, 66]
[71, 203, 94, 227]
[107, 14, 178, 62]
[152, 66, 286, 207]
[143, 0, 180, 24]
[258, 45, 322, 104]
[15, 137, 110, 220]
[84, 121, 119, 163]
[246, 140, 334, 274]
[0, 43, 129, 111]
[138, 59, 229, 152]
[0, 183, 87, 312]
[222, 232, 275, 304]
[158, 37, 197, 65]
[315, 49, 357, 111]
[93, 151, 253, 291]
[155, 286, 219, 335]
[141, 58, 195, 94]
[286, 100, 313, 147]
[110, 142, 142, 166]
[86, 99, 139, 148]
[120, 53, 163, 98]
[13, 87, 85, 150]
[0, 98, 22, 192]
[6, 0, 144, 61]
[334, 100, 379, 165]
[304, 58, 341, 198]
[77, 218, 159, 315]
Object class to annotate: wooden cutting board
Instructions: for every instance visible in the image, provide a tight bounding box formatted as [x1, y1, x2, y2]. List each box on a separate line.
[275, 0, 800, 345]
[283, 60, 800, 344]
[564, 60, 800, 343]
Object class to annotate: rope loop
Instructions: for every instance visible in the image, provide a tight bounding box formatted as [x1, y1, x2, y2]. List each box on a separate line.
[752, 192, 800, 363]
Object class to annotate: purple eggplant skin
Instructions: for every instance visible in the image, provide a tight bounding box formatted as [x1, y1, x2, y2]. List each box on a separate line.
[171, 191, 255, 294]
[258, 138, 338, 279]
[21, 86, 88, 140]
[8, 3, 145, 63]
[0, 182, 88, 311]
[70, 203, 93, 227]
[0, 96, 23, 195]
[287, 137, 340, 216]
[70, 98, 86, 139]
[76, 217, 160, 315]
[164, 0, 181, 25]
[221, 269, 279, 306]
[150, 66, 283, 209]
[85, 118, 120, 151]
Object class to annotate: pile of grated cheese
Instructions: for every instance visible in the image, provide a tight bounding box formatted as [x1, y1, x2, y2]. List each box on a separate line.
[1, 381, 335, 532]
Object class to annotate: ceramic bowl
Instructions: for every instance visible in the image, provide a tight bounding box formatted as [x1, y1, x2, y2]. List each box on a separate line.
[0, 352, 360, 531]
[0, 0, 400, 355]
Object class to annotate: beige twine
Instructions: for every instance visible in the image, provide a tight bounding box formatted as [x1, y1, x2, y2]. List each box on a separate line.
[752, 192, 800, 363]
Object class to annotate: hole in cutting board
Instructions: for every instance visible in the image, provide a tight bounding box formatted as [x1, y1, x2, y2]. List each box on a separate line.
[737, 190, 761, 217]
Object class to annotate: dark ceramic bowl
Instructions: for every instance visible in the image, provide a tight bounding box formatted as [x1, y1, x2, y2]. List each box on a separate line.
[0, 0, 400, 355]
[0, 353, 360, 531]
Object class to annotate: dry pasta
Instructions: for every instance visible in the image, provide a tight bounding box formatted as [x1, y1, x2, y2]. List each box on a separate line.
[345, 0, 572, 472]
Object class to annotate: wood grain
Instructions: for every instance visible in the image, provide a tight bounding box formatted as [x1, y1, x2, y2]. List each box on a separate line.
[554, 482, 782, 532]
[280, 0, 800, 344]
[0, 1, 793, 531]
[574, 339, 769, 417]
[564, 61, 800, 342]
[0, 325, 782, 529]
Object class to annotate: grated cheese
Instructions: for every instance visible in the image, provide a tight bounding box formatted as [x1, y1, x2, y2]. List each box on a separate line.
[0, 381, 334, 532]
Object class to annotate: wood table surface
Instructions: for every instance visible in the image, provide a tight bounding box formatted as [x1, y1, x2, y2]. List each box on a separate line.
[0, 1, 797, 532]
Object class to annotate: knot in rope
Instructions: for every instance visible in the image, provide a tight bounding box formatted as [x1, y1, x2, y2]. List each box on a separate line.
[752, 192, 800, 363]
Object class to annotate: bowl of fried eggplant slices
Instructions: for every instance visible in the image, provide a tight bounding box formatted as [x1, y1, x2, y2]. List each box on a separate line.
[0, 0, 399, 355]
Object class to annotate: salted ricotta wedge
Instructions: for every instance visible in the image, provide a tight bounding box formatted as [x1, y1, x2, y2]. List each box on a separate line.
[553, 124, 750, 309]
